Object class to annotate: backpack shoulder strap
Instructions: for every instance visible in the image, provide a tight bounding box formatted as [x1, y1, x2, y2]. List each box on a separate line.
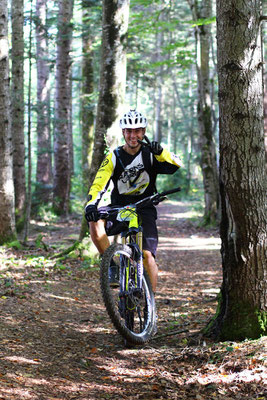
[141, 145, 153, 172]
[114, 147, 124, 168]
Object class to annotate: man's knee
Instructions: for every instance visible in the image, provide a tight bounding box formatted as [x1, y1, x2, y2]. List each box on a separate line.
[143, 250, 156, 267]
[143, 249, 154, 261]
[89, 220, 106, 241]
[89, 220, 110, 255]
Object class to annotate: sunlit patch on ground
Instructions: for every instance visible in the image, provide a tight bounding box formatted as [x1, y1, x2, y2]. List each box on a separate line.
[0, 201, 266, 399]
[159, 235, 221, 250]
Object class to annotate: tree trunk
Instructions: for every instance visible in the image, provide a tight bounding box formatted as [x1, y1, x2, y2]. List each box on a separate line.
[154, 13, 164, 143]
[207, 0, 267, 340]
[154, 78, 163, 143]
[11, 0, 26, 230]
[80, 0, 130, 240]
[97, 0, 129, 150]
[23, 0, 33, 244]
[173, 75, 195, 194]
[264, 72, 267, 171]
[0, 0, 16, 244]
[53, 0, 74, 215]
[35, 0, 52, 205]
[87, 0, 130, 188]
[188, 0, 219, 224]
[81, 3, 95, 191]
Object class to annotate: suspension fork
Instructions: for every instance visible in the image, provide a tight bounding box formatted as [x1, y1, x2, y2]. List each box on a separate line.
[121, 229, 143, 291]
[136, 229, 143, 290]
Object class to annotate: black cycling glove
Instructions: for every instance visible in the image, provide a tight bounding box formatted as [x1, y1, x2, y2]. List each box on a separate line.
[85, 204, 100, 222]
[138, 135, 163, 155]
[150, 140, 163, 155]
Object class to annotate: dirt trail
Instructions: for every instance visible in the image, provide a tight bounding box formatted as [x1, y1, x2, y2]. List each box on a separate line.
[0, 201, 266, 400]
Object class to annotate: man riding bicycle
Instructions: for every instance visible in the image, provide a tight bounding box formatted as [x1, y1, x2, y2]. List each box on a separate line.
[85, 109, 182, 293]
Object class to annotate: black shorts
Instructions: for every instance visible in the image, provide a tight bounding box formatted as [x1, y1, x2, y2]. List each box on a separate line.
[98, 205, 158, 257]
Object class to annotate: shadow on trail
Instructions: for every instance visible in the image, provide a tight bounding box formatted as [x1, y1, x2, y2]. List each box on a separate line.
[0, 201, 265, 399]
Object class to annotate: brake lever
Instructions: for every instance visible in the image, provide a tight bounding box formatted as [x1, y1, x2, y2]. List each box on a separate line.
[152, 195, 167, 205]
[98, 212, 109, 220]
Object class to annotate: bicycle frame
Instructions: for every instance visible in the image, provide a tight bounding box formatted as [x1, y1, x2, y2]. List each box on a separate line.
[118, 206, 144, 291]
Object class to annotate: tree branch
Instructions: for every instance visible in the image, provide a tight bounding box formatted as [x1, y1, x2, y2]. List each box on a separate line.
[152, 328, 189, 340]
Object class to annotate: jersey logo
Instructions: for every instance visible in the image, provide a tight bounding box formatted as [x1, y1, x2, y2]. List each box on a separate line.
[119, 163, 144, 184]
[100, 158, 109, 168]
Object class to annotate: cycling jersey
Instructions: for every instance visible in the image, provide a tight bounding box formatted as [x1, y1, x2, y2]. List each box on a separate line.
[86, 145, 182, 207]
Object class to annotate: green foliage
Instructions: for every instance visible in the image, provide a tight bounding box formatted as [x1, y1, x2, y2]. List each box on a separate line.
[15, 212, 26, 233]
[5, 240, 22, 250]
[38, 204, 58, 223]
[156, 166, 203, 200]
[131, 0, 162, 6]
[189, 16, 216, 27]
[70, 175, 85, 214]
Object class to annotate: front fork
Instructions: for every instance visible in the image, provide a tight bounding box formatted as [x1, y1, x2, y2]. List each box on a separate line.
[136, 230, 143, 289]
[121, 229, 143, 291]
[118, 231, 143, 318]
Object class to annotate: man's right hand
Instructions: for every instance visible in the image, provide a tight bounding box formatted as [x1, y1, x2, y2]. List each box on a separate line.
[138, 135, 163, 155]
[85, 204, 100, 222]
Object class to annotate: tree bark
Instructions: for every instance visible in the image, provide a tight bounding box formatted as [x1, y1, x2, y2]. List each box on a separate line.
[53, 0, 74, 215]
[87, 0, 129, 189]
[207, 0, 267, 340]
[80, 0, 130, 240]
[264, 72, 267, 171]
[188, 0, 219, 224]
[154, 10, 164, 143]
[96, 0, 129, 150]
[172, 74, 195, 194]
[81, 3, 95, 191]
[11, 0, 26, 230]
[23, 0, 33, 244]
[35, 0, 52, 204]
[0, 0, 16, 244]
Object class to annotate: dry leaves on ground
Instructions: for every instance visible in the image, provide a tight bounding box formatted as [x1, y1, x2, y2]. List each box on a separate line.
[0, 201, 266, 399]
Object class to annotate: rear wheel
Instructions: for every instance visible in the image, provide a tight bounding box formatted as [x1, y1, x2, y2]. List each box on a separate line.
[100, 243, 156, 345]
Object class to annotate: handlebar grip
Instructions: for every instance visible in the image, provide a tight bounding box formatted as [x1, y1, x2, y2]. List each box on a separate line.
[159, 187, 181, 196]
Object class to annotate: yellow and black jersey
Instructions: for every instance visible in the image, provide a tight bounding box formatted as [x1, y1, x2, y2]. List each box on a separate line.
[86, 146, 182, 207]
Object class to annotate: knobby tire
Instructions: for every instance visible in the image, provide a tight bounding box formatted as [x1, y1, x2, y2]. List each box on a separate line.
[100, 243, 156, 345]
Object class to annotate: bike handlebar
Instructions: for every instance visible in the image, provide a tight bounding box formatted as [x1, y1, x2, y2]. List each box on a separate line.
[98, 186, 181, 218]
[130, 186, 181, 209]
[158, 187, 181, 197]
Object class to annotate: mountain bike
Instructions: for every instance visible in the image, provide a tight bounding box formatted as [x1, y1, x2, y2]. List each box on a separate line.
[99, 186, 181, 346]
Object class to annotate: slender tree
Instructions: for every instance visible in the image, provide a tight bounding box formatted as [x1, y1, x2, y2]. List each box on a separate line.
[23, 0, 33, 243]
[11, 0, 26, 230]
[264, 74, 267, 170]
[80, 0, 130, 239]
[35, 0, 52, 204]
[188, 0, 219, 224]
[96, 0, 130, 150]
[81, 0, 96, 191]
[0, 0, 16, 244]
[154, 10, 164, 143]
[207, 0, 267, 340]
[53, 0, 74, 215]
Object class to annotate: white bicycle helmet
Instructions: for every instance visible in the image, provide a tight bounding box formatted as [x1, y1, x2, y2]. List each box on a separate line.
[119, 109, 147, 129]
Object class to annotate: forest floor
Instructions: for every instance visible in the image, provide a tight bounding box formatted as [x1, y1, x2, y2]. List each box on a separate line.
[0, 200, 266, 400]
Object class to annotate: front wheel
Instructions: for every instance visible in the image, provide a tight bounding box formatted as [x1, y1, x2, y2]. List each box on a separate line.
[100, 243, 156, 345]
